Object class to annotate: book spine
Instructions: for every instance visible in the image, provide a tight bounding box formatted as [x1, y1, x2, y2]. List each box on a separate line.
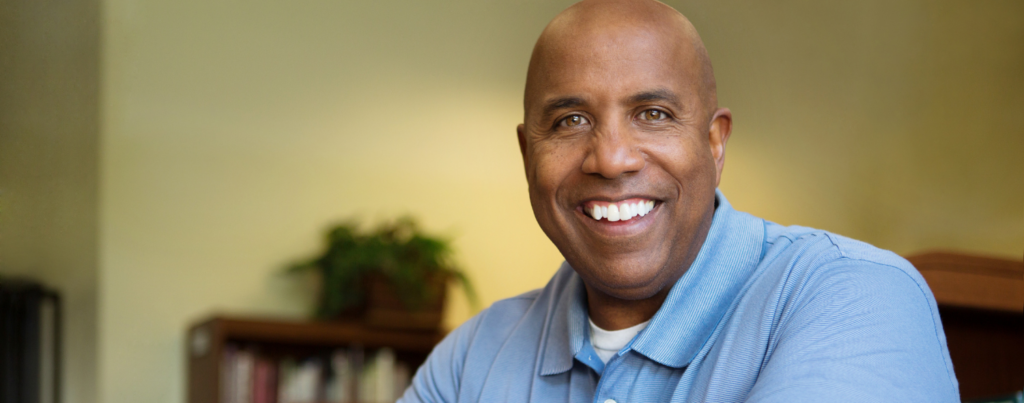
[394, 361, 411, 400]
[220, 342, 415, 403]
[236, 350, 254, 403]
[221, 346, 237, 403]
[276, 358, 296, 403]
[375, 348, 395, 402]
[265, 359, 278, 403]
[252, 358, 266, 403]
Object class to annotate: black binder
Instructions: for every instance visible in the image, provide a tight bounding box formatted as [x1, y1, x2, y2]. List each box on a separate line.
[0, 279, 61, 403]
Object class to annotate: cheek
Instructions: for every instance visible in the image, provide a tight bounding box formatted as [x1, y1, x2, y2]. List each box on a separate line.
[526, 139, 589, 242]
[647, 135, 716, 187]
[529, 140, 584, 196]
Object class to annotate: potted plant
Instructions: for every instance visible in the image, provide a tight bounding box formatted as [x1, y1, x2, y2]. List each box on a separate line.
[288, 216, 476, 331]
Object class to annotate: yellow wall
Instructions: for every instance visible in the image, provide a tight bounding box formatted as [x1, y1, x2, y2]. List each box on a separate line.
[99, 2, 574, 402]
[0, 1, 1017, 403]
[684, 0, 1024, 256]
[0, 1, 99, 403]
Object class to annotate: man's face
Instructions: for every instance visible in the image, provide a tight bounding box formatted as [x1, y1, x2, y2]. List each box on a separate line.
[518, 25, 728, 301]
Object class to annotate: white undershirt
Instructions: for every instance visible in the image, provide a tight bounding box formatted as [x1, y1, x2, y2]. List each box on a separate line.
[588, 318, 650, 364]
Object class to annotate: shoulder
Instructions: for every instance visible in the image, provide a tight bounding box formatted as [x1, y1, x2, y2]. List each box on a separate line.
[459, 262, 577, 341]
[484, 288, 544, 318]
[459, 288, 544, 342]
[759, 222, 941, 328]
[762, 221, 927, 295]
[758, 221, 949, 354]
[422, 262, 576, 367]
[749, 223, 958, 399]
[750, 222, 945, 337]
[436, 287, 543, 356]
[402, 266, 572, 403]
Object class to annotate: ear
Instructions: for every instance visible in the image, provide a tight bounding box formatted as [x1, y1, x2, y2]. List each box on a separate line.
[708, 108, 732, 187]
[517, 123, 529, 172]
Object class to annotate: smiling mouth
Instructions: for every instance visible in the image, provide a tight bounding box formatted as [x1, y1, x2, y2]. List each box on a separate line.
[582, 198, 657, 222]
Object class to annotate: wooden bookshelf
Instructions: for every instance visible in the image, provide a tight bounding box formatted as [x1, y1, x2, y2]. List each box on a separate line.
[906, 251, 1023, 401]
[186, 315, 445, 403]
[908, 251, 1024, 313]
[189, 253, 1021, 402]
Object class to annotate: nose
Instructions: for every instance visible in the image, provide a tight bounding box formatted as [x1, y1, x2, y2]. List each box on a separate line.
[581, 127, 645, 179]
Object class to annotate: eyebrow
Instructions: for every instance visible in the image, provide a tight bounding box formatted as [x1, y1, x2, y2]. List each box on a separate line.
[540, 96, 587, 120]
[627, 89, 683, 110]
[537, 89, 684, 122]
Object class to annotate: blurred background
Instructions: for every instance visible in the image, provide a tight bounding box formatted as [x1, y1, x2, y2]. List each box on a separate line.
[0, 0, 1020, 402]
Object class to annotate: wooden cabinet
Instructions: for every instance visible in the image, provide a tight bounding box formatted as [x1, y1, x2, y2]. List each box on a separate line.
[906, 252, 1024, 401]
[186, 316, 444, 403]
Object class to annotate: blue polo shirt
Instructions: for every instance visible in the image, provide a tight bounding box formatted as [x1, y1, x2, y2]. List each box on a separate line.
[400, 191, 959, 402]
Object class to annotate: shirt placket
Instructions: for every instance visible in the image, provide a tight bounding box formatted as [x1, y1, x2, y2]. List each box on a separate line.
[590, 352, 627, 403]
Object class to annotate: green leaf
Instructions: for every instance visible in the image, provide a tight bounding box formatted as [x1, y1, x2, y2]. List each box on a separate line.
[283, 215, 477, 318]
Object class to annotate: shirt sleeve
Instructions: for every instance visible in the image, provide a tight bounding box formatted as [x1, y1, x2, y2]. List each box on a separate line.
[398, 312, 485, 403]
[745, 258, 959, 402]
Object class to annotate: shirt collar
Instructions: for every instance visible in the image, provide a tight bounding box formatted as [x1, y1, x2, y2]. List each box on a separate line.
[539, 263, 588, 376]
[540, 190, 765, 375]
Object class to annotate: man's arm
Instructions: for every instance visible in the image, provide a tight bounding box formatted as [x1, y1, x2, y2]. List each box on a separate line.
[746, 258, 959, 402]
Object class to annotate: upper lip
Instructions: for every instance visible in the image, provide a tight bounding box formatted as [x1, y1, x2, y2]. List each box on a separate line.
[577, 194, 660, 204]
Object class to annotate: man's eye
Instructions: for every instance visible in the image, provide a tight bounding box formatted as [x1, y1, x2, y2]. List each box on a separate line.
[640, 109, 667, 121]
[560, 115, 588, 127]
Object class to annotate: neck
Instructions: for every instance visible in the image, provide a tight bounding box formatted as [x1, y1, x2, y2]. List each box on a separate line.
[584, 283, 670, 330]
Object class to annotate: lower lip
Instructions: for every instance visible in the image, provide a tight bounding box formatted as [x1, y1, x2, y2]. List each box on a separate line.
[575, 203, 659, 236]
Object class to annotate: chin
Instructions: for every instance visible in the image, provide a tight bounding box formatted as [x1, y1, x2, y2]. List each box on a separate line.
[569, 254, 675, 301]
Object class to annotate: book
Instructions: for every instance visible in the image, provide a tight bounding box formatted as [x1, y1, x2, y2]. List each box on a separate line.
[275, 358, 296, 403]
[234, 350, 255, 403]
[221, 344, 414, 403]
[965, 391, 1024, 403]
[252, 356, 277, 403]
[324, 349, 353, 403]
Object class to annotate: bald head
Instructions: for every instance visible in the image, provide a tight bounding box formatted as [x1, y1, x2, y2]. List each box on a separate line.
[515, 0, 733, 322]
[525, 0, 717, 122]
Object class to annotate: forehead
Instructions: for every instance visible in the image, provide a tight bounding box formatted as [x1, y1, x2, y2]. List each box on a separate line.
[526, 25, 701, 114]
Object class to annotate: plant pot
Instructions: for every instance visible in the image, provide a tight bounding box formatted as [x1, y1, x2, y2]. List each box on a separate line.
[364, 275, 447, 331]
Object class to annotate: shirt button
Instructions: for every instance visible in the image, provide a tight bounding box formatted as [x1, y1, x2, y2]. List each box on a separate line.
[603, 400, 616, 403]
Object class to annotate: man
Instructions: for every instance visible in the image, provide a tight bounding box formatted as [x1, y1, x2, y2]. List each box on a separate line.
[401, 0, 959, 401]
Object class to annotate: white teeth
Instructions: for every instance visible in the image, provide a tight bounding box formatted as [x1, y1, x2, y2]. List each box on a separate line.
[586, 200, 656, 221]
[607, 204, 620, 221]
